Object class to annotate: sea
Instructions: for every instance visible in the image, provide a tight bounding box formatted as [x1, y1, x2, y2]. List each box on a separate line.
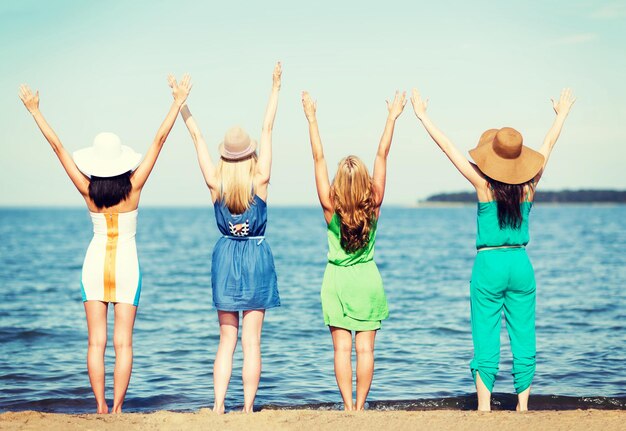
[0, 205, 624, 412]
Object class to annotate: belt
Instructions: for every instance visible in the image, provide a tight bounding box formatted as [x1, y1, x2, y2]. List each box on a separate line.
[223, 235, 265, 245]
[477, 245, 525, 252]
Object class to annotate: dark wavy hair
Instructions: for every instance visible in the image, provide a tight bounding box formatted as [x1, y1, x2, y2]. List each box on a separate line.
[88, 171, 132, 209]
[487, 176, 534, 229]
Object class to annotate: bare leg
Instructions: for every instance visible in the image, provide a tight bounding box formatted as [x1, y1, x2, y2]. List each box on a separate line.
[330, 327, 354, 411]
[241, 310, 265, 413]
[355, 330, 376, 411]
[213, 311, 239, 414]
[84, 301, 109, 414]
[517, 386, 531, 411]
[475, 371, 492, 411]
[112, 303, 137, 413]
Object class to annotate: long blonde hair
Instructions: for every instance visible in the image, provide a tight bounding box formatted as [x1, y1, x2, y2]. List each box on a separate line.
[217, 154, 257, 214]
[330, 155, 376, 253]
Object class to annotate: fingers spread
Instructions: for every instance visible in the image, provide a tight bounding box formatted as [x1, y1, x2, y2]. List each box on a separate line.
[412, 88, 421, 101]
[181, 73, 191, 88]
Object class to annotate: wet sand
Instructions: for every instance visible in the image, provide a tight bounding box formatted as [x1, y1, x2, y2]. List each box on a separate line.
[1, 409, 624, 431]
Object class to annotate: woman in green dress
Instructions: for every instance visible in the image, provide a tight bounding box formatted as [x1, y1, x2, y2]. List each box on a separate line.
[301, 90, 406, 410]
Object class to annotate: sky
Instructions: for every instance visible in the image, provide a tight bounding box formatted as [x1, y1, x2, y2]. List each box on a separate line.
[1, 0, 625, 206]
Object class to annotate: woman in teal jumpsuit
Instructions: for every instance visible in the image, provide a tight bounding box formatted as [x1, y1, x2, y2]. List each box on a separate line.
[410, 88, 575, 411]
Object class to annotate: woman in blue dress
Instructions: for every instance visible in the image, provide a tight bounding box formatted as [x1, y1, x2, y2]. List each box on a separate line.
[177, 63, 281, 413]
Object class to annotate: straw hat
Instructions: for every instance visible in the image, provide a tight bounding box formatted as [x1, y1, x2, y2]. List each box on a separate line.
[73, 132, 142, 178]
[469, 127, 544, 184]
[219, 127, 257, 161]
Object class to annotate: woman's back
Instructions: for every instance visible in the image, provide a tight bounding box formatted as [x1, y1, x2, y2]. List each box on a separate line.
[476, 201, 532, 249]
[214, 195, 268, 237]
[327, 214, 377, 266]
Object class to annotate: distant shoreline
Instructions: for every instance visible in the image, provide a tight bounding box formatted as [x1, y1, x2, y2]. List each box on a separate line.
[416, 201, 626, 207]
[1, 190, 626, 209]
[422, 189, 626, 204]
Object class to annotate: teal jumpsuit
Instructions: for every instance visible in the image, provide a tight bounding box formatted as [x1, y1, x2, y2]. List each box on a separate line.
[470, 200, 536, 394]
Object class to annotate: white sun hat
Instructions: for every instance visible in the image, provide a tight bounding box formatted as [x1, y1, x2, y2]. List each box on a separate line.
[73, 132, 142, 177]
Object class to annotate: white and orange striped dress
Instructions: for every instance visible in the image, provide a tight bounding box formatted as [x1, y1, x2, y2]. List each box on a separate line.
[80, 210, 142, 306]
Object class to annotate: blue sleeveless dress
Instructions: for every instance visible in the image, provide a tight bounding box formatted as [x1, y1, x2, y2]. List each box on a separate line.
[211, 195, 280, 311]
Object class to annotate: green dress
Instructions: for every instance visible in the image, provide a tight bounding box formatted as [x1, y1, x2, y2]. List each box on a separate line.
[320, 214, 389, 331]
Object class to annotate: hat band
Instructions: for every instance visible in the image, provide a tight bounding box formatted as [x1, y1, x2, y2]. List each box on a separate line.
[221, 144, 254, 161]
[494, 146, 522, 159]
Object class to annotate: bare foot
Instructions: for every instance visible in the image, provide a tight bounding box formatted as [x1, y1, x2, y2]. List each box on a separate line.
[213, 404, 225, 415]
[112, 406, 122, 414]
[242, 406, 253, 414]
[517, 386, 531, 411]
[96, 403, 109, 414]
[475, 372, 492, 412]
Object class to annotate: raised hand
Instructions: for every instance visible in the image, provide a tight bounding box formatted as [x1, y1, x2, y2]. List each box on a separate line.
[19, 84, 40, 114]
[386, 90, 407, 120]
[410, 88, 429, 120]
[168, 74, 192, 106]
[302, 91, 317, 122]
[272, 61, 282, 90]
[551, 88, 576, 116]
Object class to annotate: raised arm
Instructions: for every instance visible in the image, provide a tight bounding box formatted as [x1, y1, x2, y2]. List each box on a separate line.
[131, 74, 192, 190]
[302, 91, 333, 224]
[255, 62, 281, 194]
[19, 85, 90, 197]
[372, 91, 406, 208]
[179, 102, 218, 192]
[535, 88, 575, 183]
[411, 88, 484, 188]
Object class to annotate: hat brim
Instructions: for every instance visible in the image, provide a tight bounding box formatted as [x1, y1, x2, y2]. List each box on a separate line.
[469, 144, 545, 184]
[73, 145, 143, 178]
[219, 139, 258, 161]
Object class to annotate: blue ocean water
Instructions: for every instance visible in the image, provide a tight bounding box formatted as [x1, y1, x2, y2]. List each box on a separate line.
[0, 205, 624, 413]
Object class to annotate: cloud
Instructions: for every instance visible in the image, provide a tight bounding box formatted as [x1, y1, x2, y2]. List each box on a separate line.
[552, 33, 598, 46]
[591, 3, 626, 19]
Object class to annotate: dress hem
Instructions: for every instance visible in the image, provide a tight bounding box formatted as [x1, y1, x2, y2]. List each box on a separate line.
[214, 302, 281, 312]
[83, 299, 139, 307]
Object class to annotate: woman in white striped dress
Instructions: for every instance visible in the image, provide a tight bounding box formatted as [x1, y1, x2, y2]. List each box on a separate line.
[18, 76, 192, 413]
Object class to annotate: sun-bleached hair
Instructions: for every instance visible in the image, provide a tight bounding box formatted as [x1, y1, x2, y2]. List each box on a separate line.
[217, 154, 258, 214]
[330, 155, 376, 253]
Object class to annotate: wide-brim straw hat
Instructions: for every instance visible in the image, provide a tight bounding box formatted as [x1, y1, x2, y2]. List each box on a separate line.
[469, 127, 545, 184]
[219, 126, 257, 161]
[73, 132, 142, 178]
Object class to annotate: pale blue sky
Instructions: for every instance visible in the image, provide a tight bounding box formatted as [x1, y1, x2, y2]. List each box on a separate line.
[2, 0, 625, 206]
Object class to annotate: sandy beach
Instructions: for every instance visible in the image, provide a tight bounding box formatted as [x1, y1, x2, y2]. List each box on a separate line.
[1, 409, 624, 431]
